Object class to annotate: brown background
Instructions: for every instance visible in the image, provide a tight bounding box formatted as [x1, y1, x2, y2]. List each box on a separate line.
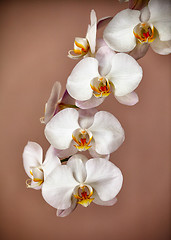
[0, 1, 170, 240]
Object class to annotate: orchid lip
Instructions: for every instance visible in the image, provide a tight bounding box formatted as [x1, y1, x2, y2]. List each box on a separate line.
[72, 128, 92, 151]
[90, 77, 111, 98]
[74, 185, 94, 207]
[68, 37, 90, 59]
[26, 168, 44, 188]
[133, 22, 155, 44]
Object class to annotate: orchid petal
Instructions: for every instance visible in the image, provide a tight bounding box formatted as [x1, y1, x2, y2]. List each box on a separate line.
[97, 16, 113, 29]
[57, 197, 77, 217]
[93, 191, 117, 206]
[42, 146, 61, 180]
[42, 165, 78, 209]
[88, 111, 125, 155]
[129, 41, 149, 60]
[115, 91, 139, 106]
[23, 142, 43, 178]
[44, 81, 61, 124]
[88, 147, 110, 160]
[66, 57, 100, 101]
[76, 95, 105, 109]
[148, 0, 171, 41]
[53, 144, 78, 159]
[151, 36, 171, 55]
[95, 45, 116, 76]
[67, 154, 88, 183]
[78, 108, 97, 129]
[45, 108, 80, 149]
[86, 10, 97, 54]
[107, 53, 143, 96]
[139, 6, 150, 22]
[103, 9, 140, 52]
[60, 89, 75, 106]
[85, 158, 123, 201]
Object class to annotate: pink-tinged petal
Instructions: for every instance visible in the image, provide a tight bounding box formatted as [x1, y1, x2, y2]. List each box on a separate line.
[60, 90, 75, 106]
[115, 91, 139, 106]
[43, 81, 62, 124]
[88, 147, 110, 160]
[85, 158, 123, 201]
[151, 36, 171, 55]
[23, 142, 43, 178]
[95, 45, 116, 76]
[78, 108, 97, 129]
[108, 53, 143, 96]
[129, 0, 149, 10]
[45, 108, 80, 149]
[103, 9, 140, 52]
[129, 42, 149, 60]
[53, 144, 78, 159]
[66, 57, 100, 101]
[97, 16, 113, 29]
[93, 191, 117, 206]
[42, 146, 61, 180]
[86, 10, 97, 54]
[88, 111, 125, 155]
[57, 197, 77, 217]
[76, 95, 105, 109]
[67, 154, 88, 183]
[148, 0, 171, 41]
[140, 6, 150, 22]
[42, 165, 78, 210]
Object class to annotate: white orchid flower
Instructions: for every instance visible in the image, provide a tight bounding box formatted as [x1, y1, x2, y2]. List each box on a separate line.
[44, 108, 125, 158]
[104, 0, 171, 58]
[68, 9, 97, 59]
[42, 154, 123, 217]
[66, 50, 142, 108]
[40, 81, 76, 124]
[23, 142, 61, 189]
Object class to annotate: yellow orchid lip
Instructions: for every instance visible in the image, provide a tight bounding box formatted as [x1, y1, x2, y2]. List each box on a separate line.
[68, 38, 90, 59]
[26, 169, 44, 188]
[74, 185, 94, 207]
[133, 23, 155, 43]
[90, 77, 111, 98]
[72, 129, 92, 151]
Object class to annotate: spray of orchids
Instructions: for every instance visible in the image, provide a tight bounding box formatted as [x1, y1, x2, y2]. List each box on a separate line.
[23, 0, 171, 217]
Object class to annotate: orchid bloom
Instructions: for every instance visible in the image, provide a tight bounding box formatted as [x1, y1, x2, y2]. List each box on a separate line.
[23, 142, 61, 189]
[42, 154, 123, 217]
[104, 0, 171, 59]
[66, 49, 142, 108]
[68, 9, 97, 59]
[44, 108, 125, 158]
[40, 81, 76, 124]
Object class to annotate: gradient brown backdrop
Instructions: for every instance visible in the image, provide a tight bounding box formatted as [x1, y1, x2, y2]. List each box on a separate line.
[0, 1, 170, 240]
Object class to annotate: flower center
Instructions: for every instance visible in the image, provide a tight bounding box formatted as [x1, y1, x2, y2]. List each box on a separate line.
[74, 185, 94, 207]
[133, 22, 155, 43]
[90, 77, 111, 98]
[26, 167, 44, 188]
[72, 129, 92, 151]
[68, 37, 90, 59]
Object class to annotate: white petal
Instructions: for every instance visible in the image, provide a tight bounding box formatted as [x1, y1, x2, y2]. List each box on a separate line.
[115, 91, 139, 106]
[23, 142, 43, 178]
[53, 144, 78, 159]
[85, 158, 123, 201]
[44, 81, 61, 124]
[129, 42, 149, 60]
[107, 53, 143, 96]
[88, 147, 110, 160]
[86, 10, 97, 54]
[42, 165, 78, 209]
[76, 95, 105, 109]
[140, 6, 150, 22]
[95, 45, 116, 76]
[45, 108, 80, 149]
[148, 0, 171, 41]
[67, 154, 88, 183]
[66, 57, 100, 101]
[93, 191, 117, 206]
[60, 90, 76, 106]
[57, 197, 77, 217]
[151, 37, 171, 55]
[88, 111, 125, 155]
[97, 16, 113, 29]
[42, 146, 61, 180]
[103, 9, 140, 52]
[78, 108, 97, 129]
